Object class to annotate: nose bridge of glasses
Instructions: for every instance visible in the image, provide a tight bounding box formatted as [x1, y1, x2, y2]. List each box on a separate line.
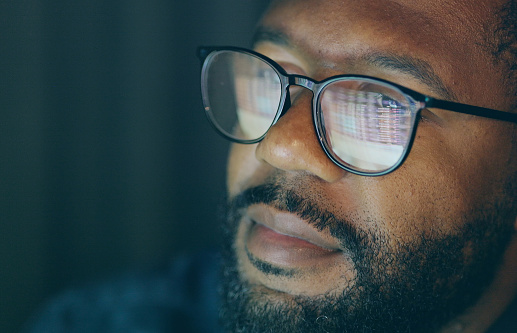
[289, 75, 316, 92]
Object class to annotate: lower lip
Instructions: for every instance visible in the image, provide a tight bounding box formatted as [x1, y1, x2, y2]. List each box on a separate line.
[246, 223, 341, 268]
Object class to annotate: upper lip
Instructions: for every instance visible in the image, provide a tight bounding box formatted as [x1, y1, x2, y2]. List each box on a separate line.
[246, 204, 342, 251]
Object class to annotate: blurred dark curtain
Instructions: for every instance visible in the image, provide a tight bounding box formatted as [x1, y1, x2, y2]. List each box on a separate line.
[0, 1, 269, 332]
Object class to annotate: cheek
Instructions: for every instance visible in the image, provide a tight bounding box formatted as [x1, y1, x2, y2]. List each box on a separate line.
[361, 120, 515, 241]
[227, 143, 265, 198]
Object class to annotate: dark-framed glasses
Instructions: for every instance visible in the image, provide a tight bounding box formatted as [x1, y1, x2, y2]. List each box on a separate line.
[198, 46, 517, 176]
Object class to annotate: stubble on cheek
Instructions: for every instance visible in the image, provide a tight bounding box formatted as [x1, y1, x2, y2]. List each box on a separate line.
[221, 184, 515, 333]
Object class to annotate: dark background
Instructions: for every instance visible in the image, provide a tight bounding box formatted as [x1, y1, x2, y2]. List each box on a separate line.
[0, 1, 269, 332]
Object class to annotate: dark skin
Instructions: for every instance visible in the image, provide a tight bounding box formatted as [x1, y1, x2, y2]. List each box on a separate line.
[223, 0, 517, 332]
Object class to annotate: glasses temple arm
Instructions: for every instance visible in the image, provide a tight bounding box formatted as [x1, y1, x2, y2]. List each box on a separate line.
[424, 97, 517, 123]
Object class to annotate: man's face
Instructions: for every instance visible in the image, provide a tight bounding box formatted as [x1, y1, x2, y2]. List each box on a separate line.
[220, 0, 517, 332]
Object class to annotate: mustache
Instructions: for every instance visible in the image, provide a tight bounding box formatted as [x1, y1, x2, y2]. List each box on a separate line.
[228, 182, 369, 254]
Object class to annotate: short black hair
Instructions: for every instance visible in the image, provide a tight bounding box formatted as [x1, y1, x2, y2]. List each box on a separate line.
[493, 0, 517, 109]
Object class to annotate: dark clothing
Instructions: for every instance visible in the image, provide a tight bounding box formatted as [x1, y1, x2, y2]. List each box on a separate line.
[25, 251, 517, 332]
[487, 294, 517, 333]
[24, 252, 222, 333]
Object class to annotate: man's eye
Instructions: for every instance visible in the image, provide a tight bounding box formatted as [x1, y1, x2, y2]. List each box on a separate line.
[376, 94, 402, 109]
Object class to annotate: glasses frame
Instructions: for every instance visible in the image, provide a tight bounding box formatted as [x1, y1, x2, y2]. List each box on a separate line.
[198, 46, 517, 176]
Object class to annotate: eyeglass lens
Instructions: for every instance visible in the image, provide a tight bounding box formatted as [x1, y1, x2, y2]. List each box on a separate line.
[202, 50, 418, 174]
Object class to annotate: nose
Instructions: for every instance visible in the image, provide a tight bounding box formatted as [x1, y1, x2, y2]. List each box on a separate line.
[255, 90, 348, 182]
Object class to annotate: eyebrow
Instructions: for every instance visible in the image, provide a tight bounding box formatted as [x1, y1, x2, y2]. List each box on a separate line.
[364, 53, 456, 100]
[251, 27, 291, 48]
[252, 26, 457, 100]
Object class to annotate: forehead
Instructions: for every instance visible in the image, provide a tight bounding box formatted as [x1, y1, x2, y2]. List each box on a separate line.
[260, 0, 509, 109]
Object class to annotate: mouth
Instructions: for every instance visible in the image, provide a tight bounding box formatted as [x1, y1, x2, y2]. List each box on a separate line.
[244, 204, 342, 269]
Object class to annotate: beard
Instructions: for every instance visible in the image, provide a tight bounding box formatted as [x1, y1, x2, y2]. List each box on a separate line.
[218, 176, 515, 333]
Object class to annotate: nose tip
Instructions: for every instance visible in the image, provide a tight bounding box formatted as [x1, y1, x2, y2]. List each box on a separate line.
[255, 93, 348, 183]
